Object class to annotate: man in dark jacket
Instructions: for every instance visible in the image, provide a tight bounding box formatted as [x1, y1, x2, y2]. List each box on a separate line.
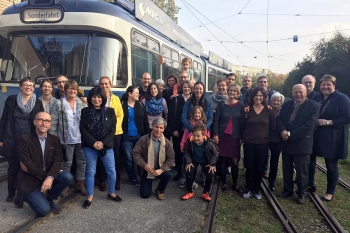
[276, 84, 320, 204]
[15, 112, 73, 216]
[138, 72, 151, 101]
[132, 117, 175, 200]
[302, 74, 319, 99]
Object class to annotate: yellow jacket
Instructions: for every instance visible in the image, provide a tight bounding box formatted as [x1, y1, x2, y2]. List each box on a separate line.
[110, 94, 124, 135]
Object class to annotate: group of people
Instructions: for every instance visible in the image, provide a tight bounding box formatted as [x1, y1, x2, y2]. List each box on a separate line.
[0, 70, 349, 218]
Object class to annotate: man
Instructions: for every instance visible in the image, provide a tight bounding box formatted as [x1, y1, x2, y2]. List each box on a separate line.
[257, 75, 274, 104]
[138, 72, 151, 100]
[132, 117, 175, 200]
[172, 70, 189, 96]
[226, 73, 236, 86]
[240, 75, 253, 106]
[14, 112, 73, 216]
[54, 75, 85, 102]
[302, 74, 319, 99]
[276, 84, 319, 204]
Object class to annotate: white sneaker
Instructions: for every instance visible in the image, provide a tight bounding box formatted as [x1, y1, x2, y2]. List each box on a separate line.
[254, 191, 262, 200]
[192, 182, 198, 189]
[243, 190, 253, 198]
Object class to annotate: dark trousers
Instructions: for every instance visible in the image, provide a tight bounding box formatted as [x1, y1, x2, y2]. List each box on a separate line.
[8, 142, 19, 197]
[325, 158, 339, 195]
[309, 153, 316, 188]
[219, 156, 239, 188]
[268, 142, 281, 185]
[185, 161, 214, 193]
[96, 135, 122, 183]
[140, 170, 172, 199]
[243, 143, 268, 192]
[282, 152, 310, 196]
[23, 172, 73, 217]
[172, 132, 183, 175]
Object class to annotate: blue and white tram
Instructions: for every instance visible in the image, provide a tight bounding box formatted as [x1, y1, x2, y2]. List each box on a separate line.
[0, 0, 231, 116]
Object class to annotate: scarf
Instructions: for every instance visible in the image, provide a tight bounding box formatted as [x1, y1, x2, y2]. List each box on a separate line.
[17, 92, 36, 114]
[147, 134, 166, 179]
[211, 92, 228, 103]
[290, 98, 307, 122]
[240, 87, 252, 106]
[91, 107, 107, 141]
[145, 98, 164, 115]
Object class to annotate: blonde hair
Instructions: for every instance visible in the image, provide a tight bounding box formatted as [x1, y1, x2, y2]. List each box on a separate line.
[320, 74, 336, 85]
[181, 57, 191, 65]
[189, 106, 207, 124]
[99, 76, 112, 85]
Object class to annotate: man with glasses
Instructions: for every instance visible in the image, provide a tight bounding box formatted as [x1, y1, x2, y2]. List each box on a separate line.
[172, 70, 189, 97]
[13, 111, 73, 216]
[139, 72, 152, 101]
[240, 75, 253, 107]
[302, 74, 319, 99]
[257, 75, 274, 104]
[54, 75, 86, 103]
[226, 73, 236, 86]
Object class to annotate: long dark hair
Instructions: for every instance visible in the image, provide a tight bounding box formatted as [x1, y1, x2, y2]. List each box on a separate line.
[166, 74, 177, 88]
[121, 86, 138, 101]
[248, 87, 267, 106]
[145, 83, 162, 101]
[191, 81, 207, 111]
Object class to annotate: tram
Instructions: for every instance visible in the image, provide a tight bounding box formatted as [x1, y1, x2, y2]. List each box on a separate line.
[0, 0, 232, 116]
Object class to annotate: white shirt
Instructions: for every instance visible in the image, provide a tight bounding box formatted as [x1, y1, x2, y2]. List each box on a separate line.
[63, 98, 81, 144]
[106, 95, 111, 107]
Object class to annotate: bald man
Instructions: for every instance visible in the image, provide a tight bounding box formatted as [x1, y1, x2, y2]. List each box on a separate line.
[15, 112, 73, 216]
[275, 84, 320, 204]
[302, 75, 319, 99]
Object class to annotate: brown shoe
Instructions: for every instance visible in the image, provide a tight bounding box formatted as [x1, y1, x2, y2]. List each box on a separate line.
[75, 180, 87, 196]
[263, 172, 269, 179]
[155, 189, 165, 200]
[115, 181, 120, 190]
[99, 181, 107, 192]
[60, 187, 70, 198]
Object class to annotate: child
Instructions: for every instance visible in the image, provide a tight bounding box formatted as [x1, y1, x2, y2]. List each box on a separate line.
[181, 122, 219, 201]
[181, 57, 194, 85]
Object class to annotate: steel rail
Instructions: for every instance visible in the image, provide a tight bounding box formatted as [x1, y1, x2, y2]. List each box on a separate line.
[261, 180, 299, 233]
[203, 178, 221, 233]
[316, 162, 350, 189]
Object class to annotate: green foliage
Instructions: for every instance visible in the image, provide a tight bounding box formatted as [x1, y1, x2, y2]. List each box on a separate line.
[284, 31, 350, 97]
[151, 0, 180, 23]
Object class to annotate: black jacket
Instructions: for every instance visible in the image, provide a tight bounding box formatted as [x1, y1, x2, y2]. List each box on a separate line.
[80, 107, 116, 149]
[121, 101, 150, 136]
[276, 99, 319, 155]
[168, 95, 186, 134]
[0, 95, 44, 157]
[308, 91, 319, 100]
[184, 138, 219, 166]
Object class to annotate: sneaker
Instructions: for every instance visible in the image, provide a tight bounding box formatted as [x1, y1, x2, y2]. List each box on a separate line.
[254, 191, 262, 200]
[130, 180, 140, 187]
[278, 191, 294, 198]
[242, 190, 253, 198]
[48, 197, 61, 214]
[179, 178, 186, 188]
[201, 192, 211, 201]
[192, 182, 198, 189]
[182, 192, 194, 200]
[226, 167, 231, 176]
[297, 195, 308, 204]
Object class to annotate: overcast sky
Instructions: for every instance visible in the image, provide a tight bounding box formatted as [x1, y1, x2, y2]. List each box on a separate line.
[174, 0, 350, 74]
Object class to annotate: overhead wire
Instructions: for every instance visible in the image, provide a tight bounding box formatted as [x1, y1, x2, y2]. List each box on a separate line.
[240, 13, 350, 16]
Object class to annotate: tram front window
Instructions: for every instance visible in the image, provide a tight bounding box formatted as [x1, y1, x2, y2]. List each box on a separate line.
[1, 33, 127, 87]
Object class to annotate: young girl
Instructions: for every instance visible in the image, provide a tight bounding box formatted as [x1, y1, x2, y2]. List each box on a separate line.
[181, 57, 194, 85]
[181, 122, 219, 201]
[180, 106, 210, 152]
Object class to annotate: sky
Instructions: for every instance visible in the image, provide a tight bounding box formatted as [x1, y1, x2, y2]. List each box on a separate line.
[174, 0, 350, 74]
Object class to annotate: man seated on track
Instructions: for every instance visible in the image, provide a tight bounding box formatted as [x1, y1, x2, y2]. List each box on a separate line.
[14, 111, 73, 216]
[132, 117, 175, 200]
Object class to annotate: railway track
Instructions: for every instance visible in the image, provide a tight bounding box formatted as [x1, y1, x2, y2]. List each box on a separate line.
[316, 162, 350, 189]
[203, 178, 220, 233]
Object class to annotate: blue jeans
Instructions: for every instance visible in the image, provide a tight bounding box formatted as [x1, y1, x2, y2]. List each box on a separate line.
[22, 172, 73, 217]
[121, 135, 140, 181]
[140, 170, 172, 199]
[83, 147, 116, 196]
[325, 158, 339, 195]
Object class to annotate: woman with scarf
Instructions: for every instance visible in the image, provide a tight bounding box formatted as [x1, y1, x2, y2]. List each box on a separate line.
[141, 83, 168, 129]
[80, 87, 122, 209]
[0, 77, 44, 202]
[38, 78, 58, 114]
[209, 79, 228, 113]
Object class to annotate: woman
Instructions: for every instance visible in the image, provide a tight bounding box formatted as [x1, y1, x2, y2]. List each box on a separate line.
[182, 82, 213, 132]
[121, 86, 150, 187]
[97, 76, 124, 191]
[80, 87, 122, 208]
[162, 74, 177, 107]
[267, 92, 284, 191]
[240, 87, 271, 200]
[213, 84, 244, 192]
[312, 75, 350, 202]
[38, 78, 58, 114]
[168, 80, 192, 181]
[50, 80, 87, 197]
[141, 83, 168, 129]
[209, 79, 228, 113]
[0, 77, 44, 202]
[155, 79, 165, 93]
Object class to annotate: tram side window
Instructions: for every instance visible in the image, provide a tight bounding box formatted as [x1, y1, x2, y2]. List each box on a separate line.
[208, 67, 217, 91]
[162, 45, 179, 79]
[193, 61, 202, 83]
[132, 32, 160, 87]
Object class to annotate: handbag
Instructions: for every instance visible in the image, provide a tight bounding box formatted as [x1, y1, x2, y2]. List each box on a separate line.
[60, 100, 68, 161]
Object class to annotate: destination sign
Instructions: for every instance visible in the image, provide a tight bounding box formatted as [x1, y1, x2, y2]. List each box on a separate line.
[21, 8, 63, 23]
[135, 0, 202, 57]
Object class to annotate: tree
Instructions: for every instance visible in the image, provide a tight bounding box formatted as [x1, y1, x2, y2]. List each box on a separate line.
[151, 0, 180, 23]
[284, 31, 350, 97]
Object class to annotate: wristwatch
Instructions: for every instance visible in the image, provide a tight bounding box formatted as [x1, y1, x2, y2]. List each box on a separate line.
[285, 131, 290, 137]
[326, 120, 330, 125]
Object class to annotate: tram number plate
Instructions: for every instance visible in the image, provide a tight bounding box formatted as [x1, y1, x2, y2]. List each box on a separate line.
[21, 8, 63, 23]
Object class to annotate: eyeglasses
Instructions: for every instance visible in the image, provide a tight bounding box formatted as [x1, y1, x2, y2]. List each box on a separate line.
[57, 81, 67, 84]
[35, 118, 51, 124]
[42, 85, 52, 89]
[179, 76, 188, 79]
[22, 84, 34, 88]
[142, 78, 151, 81]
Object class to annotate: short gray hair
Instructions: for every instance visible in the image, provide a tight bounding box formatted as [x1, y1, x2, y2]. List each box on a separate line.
[152, 117, 167, 128]
[155, 79, 165, 86]
[271, 92, 284, 103]
[302, 74, 316, 83]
